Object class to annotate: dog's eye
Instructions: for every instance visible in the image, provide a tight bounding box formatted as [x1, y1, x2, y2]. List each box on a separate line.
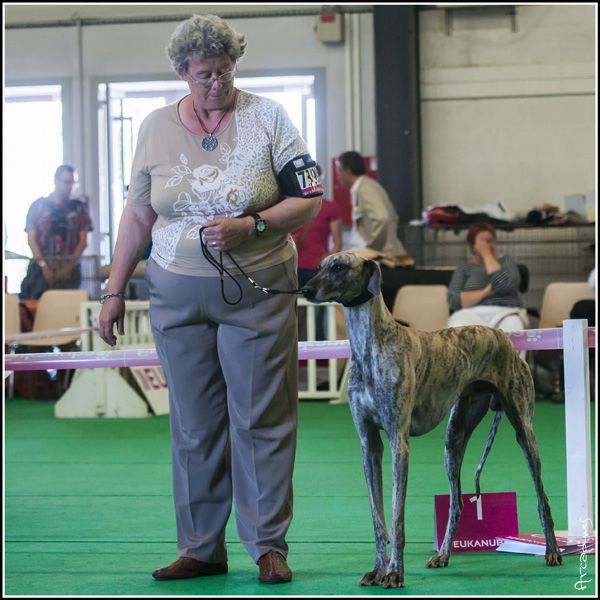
[331, 263, 346, 272]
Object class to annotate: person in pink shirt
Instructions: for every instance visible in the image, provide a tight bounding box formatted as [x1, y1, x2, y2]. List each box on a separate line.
[292, 164, 342, 338]
[293, 164, 342, 285]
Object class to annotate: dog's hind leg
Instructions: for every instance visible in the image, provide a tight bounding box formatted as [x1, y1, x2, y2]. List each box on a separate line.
[427, 393, 490, 568]
[353, 416, 390, 586]
[502, 391, 562, 566]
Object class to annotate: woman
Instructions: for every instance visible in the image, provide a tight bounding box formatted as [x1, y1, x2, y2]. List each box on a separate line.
[98, 14, 322, 584]
[447, 222, 527, 332]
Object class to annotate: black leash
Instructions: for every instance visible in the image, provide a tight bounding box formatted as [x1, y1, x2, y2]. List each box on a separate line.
[199, 227, 304, 305]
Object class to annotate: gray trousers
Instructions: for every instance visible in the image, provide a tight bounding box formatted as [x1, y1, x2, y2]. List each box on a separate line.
[145, 257, 299, 563]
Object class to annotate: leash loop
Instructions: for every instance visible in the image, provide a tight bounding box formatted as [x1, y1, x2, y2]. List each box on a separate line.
[199, 226, 303, 305]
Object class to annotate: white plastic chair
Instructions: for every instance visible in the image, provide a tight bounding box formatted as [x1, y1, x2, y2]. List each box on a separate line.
[392, 285, 450, 331]
[4, 293, 22, 396]
[538, 282, 595, 329]
[26, 289, 89, 347]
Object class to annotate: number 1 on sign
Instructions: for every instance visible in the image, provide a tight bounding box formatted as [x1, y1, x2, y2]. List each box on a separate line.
[470, 495, 483, 520]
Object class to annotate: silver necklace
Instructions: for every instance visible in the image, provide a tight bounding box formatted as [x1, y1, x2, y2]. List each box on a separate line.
[192, 102, 229, 151]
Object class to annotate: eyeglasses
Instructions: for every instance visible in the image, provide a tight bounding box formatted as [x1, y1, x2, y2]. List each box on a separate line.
[187, 69, 236, 88]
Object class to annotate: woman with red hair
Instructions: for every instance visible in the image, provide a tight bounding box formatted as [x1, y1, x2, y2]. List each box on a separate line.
[447, 222, 527, 332]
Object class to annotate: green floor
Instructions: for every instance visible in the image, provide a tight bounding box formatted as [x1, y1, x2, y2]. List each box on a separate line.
[4, 397, 596, 596]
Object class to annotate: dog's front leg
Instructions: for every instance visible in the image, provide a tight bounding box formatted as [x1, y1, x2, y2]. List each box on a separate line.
[381, 430, 410, 588]
[353, 414, 389, 586]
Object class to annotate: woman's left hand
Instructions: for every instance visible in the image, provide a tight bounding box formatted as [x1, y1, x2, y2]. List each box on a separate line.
[202, 217, 253, 251]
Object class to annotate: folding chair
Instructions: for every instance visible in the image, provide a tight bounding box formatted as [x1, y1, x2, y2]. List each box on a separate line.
[5, 293, 21, 397]
[392, 285, 450, 331]
[533, 281, 595, 402]
[538, 282, 595, 329]
[26, 288, 89, 347]
[4, 293, 21, 337]
[13, 289, 89, 399]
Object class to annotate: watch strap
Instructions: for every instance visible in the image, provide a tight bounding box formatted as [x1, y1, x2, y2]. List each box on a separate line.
[252, 213, 268, 236]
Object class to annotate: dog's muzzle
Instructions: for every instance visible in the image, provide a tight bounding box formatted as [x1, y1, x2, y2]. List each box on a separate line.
[301, 286, 317, 302]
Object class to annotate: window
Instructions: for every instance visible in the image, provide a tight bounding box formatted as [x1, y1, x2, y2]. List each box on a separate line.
[97, 75, 317, 261]
[3, 85, 64, 293]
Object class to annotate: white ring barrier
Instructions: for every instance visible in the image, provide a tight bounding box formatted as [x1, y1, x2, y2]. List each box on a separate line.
[3, 339, 353, 371]
[3, 326, 595, 371]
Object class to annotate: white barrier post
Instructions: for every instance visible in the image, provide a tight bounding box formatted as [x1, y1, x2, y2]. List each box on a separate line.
[562, 319, 593, 538]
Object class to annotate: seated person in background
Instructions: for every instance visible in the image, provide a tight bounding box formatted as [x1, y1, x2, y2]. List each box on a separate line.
[292, 164, 342, 287]
[447, 222, 528, 333]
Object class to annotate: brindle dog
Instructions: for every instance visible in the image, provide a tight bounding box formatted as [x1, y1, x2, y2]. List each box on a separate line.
[302, 251, 562, 588]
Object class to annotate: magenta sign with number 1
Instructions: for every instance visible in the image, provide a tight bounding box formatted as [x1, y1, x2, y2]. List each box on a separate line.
[434, 492, 519, 552]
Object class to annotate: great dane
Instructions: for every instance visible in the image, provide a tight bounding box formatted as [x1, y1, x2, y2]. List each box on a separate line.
[302, 251, 561, 588]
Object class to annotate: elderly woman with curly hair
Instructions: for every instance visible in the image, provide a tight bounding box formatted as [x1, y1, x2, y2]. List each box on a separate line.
[447, 222, 528, 333]
[98, 14, 322, 585]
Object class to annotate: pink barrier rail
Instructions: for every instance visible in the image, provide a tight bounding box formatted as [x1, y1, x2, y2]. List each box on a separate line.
[4, 327, 595, 371]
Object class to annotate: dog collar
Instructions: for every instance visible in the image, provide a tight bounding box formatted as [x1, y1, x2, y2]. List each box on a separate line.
[342, 290, 375, 307]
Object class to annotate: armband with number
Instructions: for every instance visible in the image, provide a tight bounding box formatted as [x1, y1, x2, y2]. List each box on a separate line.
[278, 154, 323, 199]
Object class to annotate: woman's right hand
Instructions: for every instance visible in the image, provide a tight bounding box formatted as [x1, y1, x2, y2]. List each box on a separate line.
[98, 297, 126, 347]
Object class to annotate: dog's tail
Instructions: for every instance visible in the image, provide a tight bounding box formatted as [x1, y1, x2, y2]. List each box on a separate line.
[474, 409, 502, 498]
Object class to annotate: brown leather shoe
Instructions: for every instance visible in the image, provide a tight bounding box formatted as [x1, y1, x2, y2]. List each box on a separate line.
[257, 550, 292, 583]
[152, 556, 228, 580]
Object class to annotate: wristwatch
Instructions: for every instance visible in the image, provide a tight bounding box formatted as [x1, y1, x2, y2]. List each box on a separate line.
[252, 213, 268, 237]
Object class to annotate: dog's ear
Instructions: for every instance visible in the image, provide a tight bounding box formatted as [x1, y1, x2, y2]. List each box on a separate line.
[365, 259, 382, 296]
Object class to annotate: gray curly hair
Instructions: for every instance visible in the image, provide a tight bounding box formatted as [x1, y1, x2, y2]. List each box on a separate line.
[166, 14, 247, 75]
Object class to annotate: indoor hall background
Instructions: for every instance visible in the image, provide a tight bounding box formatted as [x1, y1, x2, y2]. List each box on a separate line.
[4, 4, 597, 595]
[4, 5, 595, 264]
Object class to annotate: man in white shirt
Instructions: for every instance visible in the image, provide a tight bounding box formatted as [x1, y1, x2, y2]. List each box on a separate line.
[335, 150, 411, 264]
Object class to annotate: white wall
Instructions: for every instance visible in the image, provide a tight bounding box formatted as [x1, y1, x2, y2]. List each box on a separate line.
[5, 10, 374, 254]
[419, 5, 596, 216]
[4, 4, 596, 259]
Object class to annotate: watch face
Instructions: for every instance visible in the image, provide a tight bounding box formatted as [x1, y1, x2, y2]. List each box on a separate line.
[257, 220, 267, 233]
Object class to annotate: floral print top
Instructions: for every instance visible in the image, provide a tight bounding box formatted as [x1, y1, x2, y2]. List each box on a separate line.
[127, 90, 309, 276]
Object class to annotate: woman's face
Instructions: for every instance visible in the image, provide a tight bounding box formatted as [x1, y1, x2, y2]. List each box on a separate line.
[470, 230, 497, 257]
[183, 55, 236, 111]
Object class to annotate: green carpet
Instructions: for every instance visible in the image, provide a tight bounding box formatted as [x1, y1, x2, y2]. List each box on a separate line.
[4, 397, 596, 596]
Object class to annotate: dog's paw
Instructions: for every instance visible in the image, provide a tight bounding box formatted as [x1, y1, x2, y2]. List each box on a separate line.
[545, 550, 563, 566]
[359, 569, 382, 586]
[426, 553, 450, 568]
[381, 571, 404, 588]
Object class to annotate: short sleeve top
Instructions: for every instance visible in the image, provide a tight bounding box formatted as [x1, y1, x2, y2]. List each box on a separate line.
[127, 90, 310, 276]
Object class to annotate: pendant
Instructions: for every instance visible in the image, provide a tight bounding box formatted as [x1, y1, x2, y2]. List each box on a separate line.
[202, 135, 218, 152]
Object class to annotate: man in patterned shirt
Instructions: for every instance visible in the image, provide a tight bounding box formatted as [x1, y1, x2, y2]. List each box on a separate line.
[20, 164, 93, 299]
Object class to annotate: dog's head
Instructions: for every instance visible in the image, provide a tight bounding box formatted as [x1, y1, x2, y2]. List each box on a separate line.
[301, 251, 381, 307]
